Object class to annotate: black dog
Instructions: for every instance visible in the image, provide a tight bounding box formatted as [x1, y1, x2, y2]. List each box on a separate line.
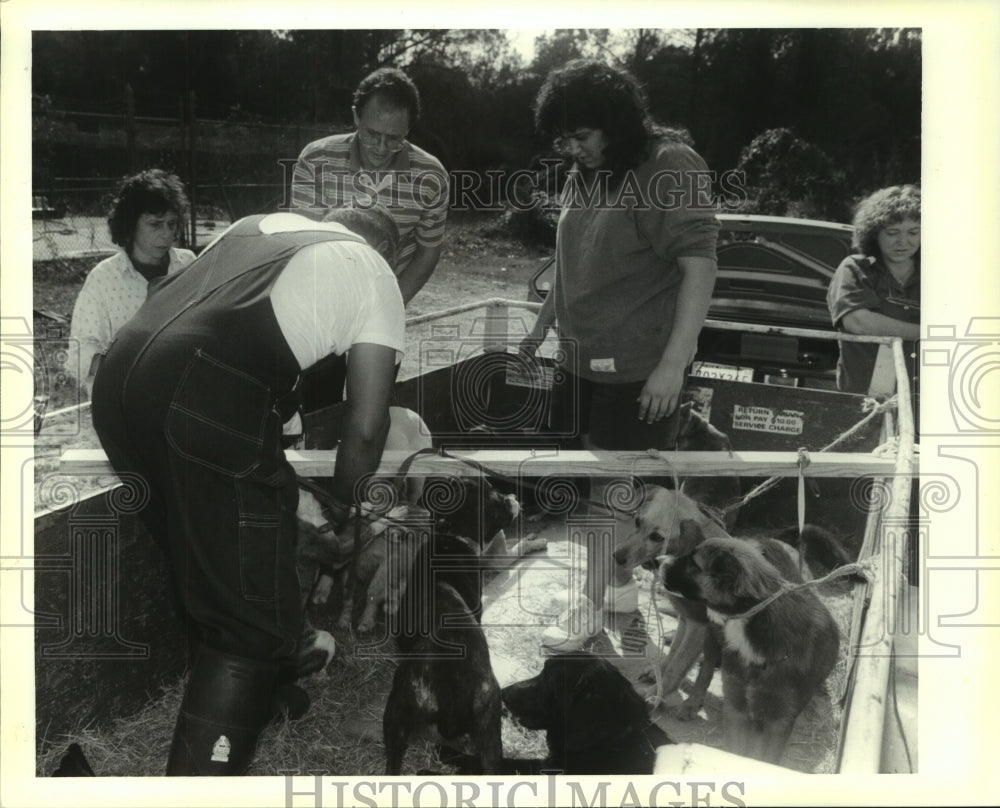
[381, 475, 519, 775]
[475, 653, 672, 775]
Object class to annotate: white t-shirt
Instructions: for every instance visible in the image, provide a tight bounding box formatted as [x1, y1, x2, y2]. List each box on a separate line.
[263, 212, 406, 369]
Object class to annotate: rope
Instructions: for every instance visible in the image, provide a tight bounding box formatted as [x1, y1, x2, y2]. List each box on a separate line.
[796, 448, 810, 577]
[296, 446, 441, 567]
[645, 571, 668, 707]
[717, 559, 875, 623]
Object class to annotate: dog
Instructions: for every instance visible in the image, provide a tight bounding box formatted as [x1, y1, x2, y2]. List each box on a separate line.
[420, 473, 548, 576]
[613, 487, 730, 718]
[612, 485, 846, 720]
[662, 531, 840, 764]
[295, 407, 435, 628]
[775, 523, 856, 579]
[438, 652, 672, 775]
[360, 474, 542, 634]
[499, 653, 673, 774]
[299, 469, 546, 636]
[381, 475, 521, 775]
[52, 743, 96, 777]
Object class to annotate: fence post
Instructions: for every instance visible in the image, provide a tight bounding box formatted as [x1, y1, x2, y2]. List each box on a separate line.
[484, 300, 509, 352]
[125, 84, 136, 174]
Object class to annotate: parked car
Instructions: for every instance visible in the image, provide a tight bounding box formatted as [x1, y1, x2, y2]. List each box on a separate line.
[526, 213, 854, 389]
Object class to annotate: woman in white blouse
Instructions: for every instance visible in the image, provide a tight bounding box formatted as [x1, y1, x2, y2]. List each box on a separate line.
[69, 169, 195, 395]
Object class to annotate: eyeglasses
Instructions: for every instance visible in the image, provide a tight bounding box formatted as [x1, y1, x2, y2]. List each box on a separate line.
[357, 127, 408, 153]
[552, 129, 597, 154]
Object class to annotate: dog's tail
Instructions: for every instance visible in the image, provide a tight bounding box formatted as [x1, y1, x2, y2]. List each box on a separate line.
[777, 524, 855, 578]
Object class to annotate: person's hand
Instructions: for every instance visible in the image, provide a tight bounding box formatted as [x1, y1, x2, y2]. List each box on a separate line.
[637, 362, 685, 423]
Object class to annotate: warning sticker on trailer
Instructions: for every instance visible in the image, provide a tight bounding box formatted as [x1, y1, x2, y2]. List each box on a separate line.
[732, 405, 805, 435]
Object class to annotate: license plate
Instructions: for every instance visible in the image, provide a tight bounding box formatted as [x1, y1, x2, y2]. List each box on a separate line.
[691, 361, 754, 382]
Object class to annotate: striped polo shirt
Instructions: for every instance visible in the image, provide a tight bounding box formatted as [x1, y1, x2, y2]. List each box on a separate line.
[288, 132, 449, 275]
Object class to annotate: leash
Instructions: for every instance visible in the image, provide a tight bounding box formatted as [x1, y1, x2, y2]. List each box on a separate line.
[428, 444, 648, 520]
[716, 559, 875, 623]
[796, 447, 810, 577]
[644, 572, 668, 707]
[295, 448, 435, 568]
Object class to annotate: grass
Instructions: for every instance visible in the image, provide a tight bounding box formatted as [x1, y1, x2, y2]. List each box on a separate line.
[36, 627, 443, 777]
[35, 534, 855, 778]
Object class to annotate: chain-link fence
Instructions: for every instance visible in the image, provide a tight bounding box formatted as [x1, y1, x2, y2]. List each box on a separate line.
[33, 100, 341, 260]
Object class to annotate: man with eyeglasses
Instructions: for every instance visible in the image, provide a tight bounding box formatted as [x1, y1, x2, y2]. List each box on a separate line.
[289, 67, 449, 305]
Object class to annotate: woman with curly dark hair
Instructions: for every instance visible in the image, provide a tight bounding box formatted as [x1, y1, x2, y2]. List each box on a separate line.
[69, 168, 194, 393]
[521, 59, 720, 650]
[826, 184, 920, 395]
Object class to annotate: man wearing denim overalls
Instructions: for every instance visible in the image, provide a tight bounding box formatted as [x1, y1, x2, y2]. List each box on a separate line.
[92, 206, 404, 775]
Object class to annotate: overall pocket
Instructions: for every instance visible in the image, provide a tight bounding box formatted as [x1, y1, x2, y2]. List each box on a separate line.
[236, 511, 281, 603]
[234, 475, 299, 606]
[165, 349, 272, 477]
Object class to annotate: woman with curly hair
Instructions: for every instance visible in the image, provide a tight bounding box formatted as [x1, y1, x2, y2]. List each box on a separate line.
[521, 59, 719, 650]
[826, 184, 921, 395]
[69, 168, 194, 394]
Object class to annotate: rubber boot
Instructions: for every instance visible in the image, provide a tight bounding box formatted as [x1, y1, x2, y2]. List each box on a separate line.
[166, 646, 278, 776]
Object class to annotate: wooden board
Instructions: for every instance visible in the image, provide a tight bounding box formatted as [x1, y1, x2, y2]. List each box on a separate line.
[60, 447, 904, 479]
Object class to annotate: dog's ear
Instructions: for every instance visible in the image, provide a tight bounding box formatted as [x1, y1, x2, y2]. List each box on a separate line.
[676, 519, 705, 555]
[708, 543, 775, 601]
[705, 546, 741, 593]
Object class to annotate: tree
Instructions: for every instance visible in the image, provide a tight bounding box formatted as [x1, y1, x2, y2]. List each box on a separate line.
[735, 128, 851, 222]
[31, 28, 921, 213]
[528, 29, 610, 78]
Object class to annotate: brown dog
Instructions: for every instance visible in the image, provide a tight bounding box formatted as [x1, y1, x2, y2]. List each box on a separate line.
[294, 488, 392, 631]
[613, 487, 729, 718]
[295, 406, 435, 630]
[359, 475, 542, 633]
[662, 531, 839, 764]
[612, 483, 849, 719]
